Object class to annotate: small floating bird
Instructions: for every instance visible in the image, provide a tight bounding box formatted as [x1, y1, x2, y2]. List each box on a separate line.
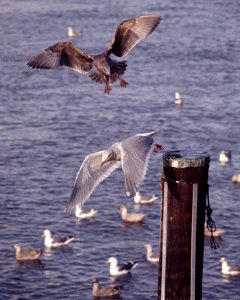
[42, 229, 75, 248]
[66, 130, 160, 214]
[134, 191, 158, 204]
[220, 257, 240, 275]
[232, 174, 240, 184]
[27, 15, 161, 94]
[14, 244, 43, 261]
[120, 205, 145, 223]
[75, 205, 98, 219]
[92, 277, 124, 298]
[219, 150, 231, 164]
[204, 224, 224, 237]
[67, 26, 81, 37]
[106, 257, 138, 276]
[144, 243, 159, 263]
[175, 91, 183, 105]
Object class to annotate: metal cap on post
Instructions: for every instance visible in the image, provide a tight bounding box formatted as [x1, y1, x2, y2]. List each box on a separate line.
[158, 150, 210, 300]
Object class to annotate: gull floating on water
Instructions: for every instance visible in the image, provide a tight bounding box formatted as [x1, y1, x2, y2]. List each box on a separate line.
[120, 205, 145, 223]
[144, 243, 159, 263]
[220, 257, 240, 275]
[42, 229, 75, 248]
[75, 204, 98, 219]
[175, 91, 183, 105]
[134, 191, 158, 204]
[27, 15, 161, 94]
[67, 26, 81, 37]
[232, 174, 240, 184]
[14, 244, 43, 261]
[204, 224, 224, 237]
[92, 277, 124, 298]
[106, 257, 138, 276]
[66, 130, 160, 214]
[219, 150, 231, 164]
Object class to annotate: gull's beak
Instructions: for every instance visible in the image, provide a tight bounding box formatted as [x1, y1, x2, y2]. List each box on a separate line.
[100, 161, 104, 167]
[105, 259, 110, 264]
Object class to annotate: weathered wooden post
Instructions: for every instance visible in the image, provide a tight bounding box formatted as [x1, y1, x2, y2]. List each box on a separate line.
[158, 150, 210, 300]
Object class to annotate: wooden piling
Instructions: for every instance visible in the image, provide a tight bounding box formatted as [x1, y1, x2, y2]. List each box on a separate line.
[158, 150, 210, 300]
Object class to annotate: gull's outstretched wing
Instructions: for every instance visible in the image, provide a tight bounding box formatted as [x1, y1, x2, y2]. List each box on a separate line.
[66, 151, 121, 214]
[120, 135, 154, 197]
[27, 42, 93, 73]
[107, 15, 161, 57]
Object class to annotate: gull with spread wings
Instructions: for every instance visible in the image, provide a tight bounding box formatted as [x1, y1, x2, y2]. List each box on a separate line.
[66, 130, 161, 214]
[27, 15, 161, 93]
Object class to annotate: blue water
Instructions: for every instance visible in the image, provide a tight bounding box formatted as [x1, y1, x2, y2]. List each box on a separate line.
[0, 0, 240, 299]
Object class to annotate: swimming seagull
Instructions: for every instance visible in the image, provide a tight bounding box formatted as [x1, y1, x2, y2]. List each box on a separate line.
[106, 257, 138, 276]
[92, 277, 124, 298]
[42, 229, 75, 248]
[75, 204, 98, 219]
[134, 191, 158, 204]
[119, 205, 146, 223]
[144, 243, 159, 263]
[27, 15, 161, 94]
[219, 150, 231, 164]
[220, 257, 240, 275]
[66, 130, 160, 214]
[232, 174, 240, 184]
[67, 26, 81, 37]
[175, 91, 183, 105]
[14, 244, 43, 261]
[204, 224, 224, 237]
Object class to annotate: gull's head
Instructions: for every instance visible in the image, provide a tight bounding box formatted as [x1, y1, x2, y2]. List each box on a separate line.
[119, 205, 127, 215]
[220, 257, 227, 264]
[42, 229, 51, 238]
[144, 243, 151, 250]
[92, 277, 99, 284]
[100, 150, 114, 167]
[14, 244, 21, 250]
[106, 256, 117, 265]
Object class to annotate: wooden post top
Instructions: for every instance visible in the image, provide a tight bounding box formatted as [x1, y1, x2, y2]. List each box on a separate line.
[163, 150, 210, 168]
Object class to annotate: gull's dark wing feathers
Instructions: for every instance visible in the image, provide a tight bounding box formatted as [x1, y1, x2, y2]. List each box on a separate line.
[107, 15, 161, 57]
[27, 42, 94, 73]
[66, 151, 121, 214]
[120, 135, 154, 197]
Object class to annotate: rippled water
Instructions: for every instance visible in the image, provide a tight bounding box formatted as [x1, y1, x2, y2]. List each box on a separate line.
[0, 0, 240, 299]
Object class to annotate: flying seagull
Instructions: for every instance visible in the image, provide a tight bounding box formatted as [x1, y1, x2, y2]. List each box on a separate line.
[27, 15, 161, 93]
[66, 130, 160, 214]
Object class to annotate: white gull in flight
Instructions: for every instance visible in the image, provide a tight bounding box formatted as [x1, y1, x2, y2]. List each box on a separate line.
[66, 130, 160, 214]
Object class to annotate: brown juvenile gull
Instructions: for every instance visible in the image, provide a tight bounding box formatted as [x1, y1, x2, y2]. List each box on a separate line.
[92, 277, 124, 298]
[42, 229, 75, 248]
[27, 15, 161, 94]
[66, 130, 160, 214]
[14, 244, 43, 261]
[220, 257, 240, 275]
[144, 243, 159, 263]
[119, 205, 145, 223]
